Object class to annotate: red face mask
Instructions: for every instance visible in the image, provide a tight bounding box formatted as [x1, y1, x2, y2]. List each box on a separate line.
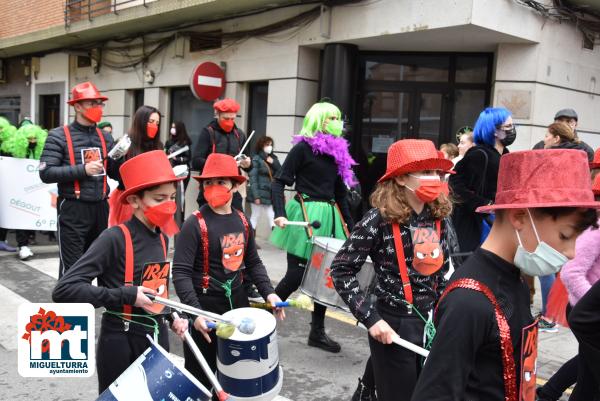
[83, 106, 103, 123]
[204, 184, 232, 208]
[218, 119, 235, 133]
[407, 175, 444, 203]
[147, 123, 159, 139]
[142, 201, 179, 236]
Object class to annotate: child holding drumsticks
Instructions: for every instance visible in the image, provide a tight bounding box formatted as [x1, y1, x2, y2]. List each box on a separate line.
[331, 139, 453, 401]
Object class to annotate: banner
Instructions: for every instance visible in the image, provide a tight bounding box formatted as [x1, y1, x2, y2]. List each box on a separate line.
[0, 156, 58, 231]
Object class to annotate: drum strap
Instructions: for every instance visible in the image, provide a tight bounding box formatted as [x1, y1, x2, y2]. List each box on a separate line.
[63, 125, 108, 199]
[193, 209, 249, 294]
[391, 220, 441, 308]
[296, 194, 314, 238]
[436, 278, 518, 401]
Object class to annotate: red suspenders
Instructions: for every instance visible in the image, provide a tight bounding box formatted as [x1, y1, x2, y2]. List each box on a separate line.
[208, 126, 241, 154]
[392, 220, 441, 307]
[119, 224, 167, 321]
[193, 209, 249, 293]
[63, 124, 108, 199]
[436, 278, 518, 401]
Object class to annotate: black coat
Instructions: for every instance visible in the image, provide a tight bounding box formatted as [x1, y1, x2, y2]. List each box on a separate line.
[449, 144, 507, 254]
[39, 121, 117, 202]
[247, 151, 281, 204]
[191, 119, 249, 172]
[532, 139, 594, 161]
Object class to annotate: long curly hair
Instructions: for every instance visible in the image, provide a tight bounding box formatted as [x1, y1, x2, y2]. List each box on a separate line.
[370, 178, 452, 224]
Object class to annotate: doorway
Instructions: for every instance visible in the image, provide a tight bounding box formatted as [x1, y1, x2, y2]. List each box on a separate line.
[39, 94, 60, 130]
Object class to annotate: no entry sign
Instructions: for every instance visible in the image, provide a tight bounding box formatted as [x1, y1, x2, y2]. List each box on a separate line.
[190, 62, 226, 101]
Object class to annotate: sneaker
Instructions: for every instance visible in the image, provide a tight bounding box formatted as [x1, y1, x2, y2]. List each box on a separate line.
[538, 315, 558, 333]
[0, 241, 17, 252]
[18, 246, 34, 261]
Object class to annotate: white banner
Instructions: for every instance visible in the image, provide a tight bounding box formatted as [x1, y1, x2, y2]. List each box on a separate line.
[0, 156, 58, 231]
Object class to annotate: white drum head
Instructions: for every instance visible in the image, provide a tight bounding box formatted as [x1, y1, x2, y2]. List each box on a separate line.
[222, 307, 276, 341]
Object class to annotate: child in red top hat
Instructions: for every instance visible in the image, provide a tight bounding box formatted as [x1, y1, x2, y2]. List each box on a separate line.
[331, 139, 454, 401]
[53, 150, 188, 394]
[172, 153, 284, 393]
[411, 149, 600, 401]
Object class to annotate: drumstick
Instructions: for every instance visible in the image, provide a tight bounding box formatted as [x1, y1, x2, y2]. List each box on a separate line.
[168, 145, 189, 160]
[172, 312, 231, 401]
[250, 294, 312, 310]
[147, 295, 256, 335]
[284, 220, 321, 229]
[205, 321, 235, 339]
[235, 130, 255, 159]
[392, 334, 430, 357]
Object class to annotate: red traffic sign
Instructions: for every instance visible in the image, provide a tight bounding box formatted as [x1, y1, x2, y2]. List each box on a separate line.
[190, 62, 226, 102]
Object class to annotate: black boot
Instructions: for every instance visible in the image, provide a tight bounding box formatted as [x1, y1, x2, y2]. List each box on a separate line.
[308, 323, 341, 353]
[351, 378, 377, 401]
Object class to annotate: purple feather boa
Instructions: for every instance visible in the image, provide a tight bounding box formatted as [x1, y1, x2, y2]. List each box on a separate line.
[292, 132, 357, 186]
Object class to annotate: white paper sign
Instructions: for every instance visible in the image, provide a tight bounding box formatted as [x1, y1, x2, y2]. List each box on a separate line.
[0, 156, 58, 231]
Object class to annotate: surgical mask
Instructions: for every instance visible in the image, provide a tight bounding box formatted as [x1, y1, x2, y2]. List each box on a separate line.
[406, 175, 444, 203]
[204, 185, 232, 208]
[83, 106, 103, 123]
[170, 127, 176, 135]
[500, 127, 517, 146]
[513, 210, 568, 276]
[142, 200, 179, 236]
[264, 145, 273, 154]
[325, 120, 343, 137]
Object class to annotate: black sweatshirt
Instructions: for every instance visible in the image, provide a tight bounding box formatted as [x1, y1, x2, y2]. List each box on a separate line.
[271, 141, 353, 227]
[411, 248, 533, 401]
[331, 207, 450, 328]
[569, 279, 600, 386]
[52, 216, 169, 319]
[172, 205, 275, 310]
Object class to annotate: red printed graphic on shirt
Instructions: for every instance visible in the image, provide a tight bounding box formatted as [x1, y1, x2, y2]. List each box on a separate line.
[519, 319, 539, 401]
[221, 232, 245, 272]
[140, 261, 170, 314]
[411, 226, 444, 276]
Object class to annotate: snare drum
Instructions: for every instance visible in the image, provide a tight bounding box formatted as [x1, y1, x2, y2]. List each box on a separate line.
[217, 308, 283, 401]
[301, 236, 376, 312]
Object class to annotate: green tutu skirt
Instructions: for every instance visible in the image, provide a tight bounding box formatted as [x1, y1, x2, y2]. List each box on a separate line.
[270, 195, 348, 260]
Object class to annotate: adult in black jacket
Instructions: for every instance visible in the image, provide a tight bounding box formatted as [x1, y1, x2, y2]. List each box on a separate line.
[450, 107, 514, 254]
[39, 82, 117, 277]
[191, 98, 251, 211]
[532, 108, 594, 161]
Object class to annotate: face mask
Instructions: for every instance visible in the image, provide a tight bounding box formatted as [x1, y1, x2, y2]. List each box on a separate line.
[28, 142, 37, 150]
[406, 175, 444, 203]
[513, 210, 568, 276]
[204, 184, 232, 208]
[325, 119, 343, 137]
[218, 119, 234, 133]
[264, 145, 273, 154]
[142, 200, 179, 236]
[500, 127, 517, 146]
[83, 106, 103, 123]
[170, 127, 176, 136]
[147, 123, 159, 139]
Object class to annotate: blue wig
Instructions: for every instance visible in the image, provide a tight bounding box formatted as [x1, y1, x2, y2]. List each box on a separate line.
[473, 107, 512, 147]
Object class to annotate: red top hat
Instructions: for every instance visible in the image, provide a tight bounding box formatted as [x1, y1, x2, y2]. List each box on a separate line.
[192, 153, 246, 183]
[378, 139, 454, 182]
[119, 150, 185, 204]
[213, 98, 240, 113]
[67, 82, 108, 105]
[590, 148, 600, 169]
[477, 149, 600, 213]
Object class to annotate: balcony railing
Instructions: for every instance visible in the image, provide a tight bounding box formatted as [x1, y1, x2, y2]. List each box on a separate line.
[64, 0, 155, 27]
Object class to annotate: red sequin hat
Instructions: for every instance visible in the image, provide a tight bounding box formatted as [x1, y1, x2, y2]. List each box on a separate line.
[192, 153, 246, 183]
[119, 150, 185, 204]
[590, 147, 600, 169]
[213, 98, 240, 113]
[67, 82, 108, 105]
[378, 139, 454, 182]
[477, 149, 600, 213]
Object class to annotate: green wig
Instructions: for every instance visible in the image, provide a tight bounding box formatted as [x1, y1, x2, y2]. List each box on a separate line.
[0, 124, 17, 149]
[4, 124, 48, 159]
[299, 101, 342, 138]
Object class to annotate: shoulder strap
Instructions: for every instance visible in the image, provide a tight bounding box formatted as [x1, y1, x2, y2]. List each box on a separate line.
[193, 211, 211, 293]
[208, 126, 216, 154]
[436, 278, 518, 401]
[118, 224, 135, 320]
[96, 128, 108, 198]
[234, 128, 241, 152]
[159, 234, 167, 259]
[63, 125, 80, 199]
[235, 209, 250, 248]
[263, 159, 273, 181]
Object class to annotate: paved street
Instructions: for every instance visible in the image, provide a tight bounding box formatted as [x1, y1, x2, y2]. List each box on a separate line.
[0, 233, 574, 400]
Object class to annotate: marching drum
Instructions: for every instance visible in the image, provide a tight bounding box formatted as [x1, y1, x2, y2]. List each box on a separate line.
[216, 308, 283, 401]
[301, 236, 376, 312]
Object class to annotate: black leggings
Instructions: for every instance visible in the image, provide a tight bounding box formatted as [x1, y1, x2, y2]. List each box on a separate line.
[275, 253, 327, 327]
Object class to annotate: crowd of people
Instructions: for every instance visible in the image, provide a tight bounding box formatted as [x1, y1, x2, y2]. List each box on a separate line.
[2, 79, 600, 401]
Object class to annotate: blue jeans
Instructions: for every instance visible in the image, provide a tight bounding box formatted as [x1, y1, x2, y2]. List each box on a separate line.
[539, 274, 556, 316]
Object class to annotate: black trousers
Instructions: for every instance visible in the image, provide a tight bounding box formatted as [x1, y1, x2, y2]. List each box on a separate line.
[368, 303, 425, 401]
[96, 315, 169, 394]
[57, 198, 109, 278]
[184, 291, 249, 399]
[275, 253, 327, 326]
[16, 230, 32, 247]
